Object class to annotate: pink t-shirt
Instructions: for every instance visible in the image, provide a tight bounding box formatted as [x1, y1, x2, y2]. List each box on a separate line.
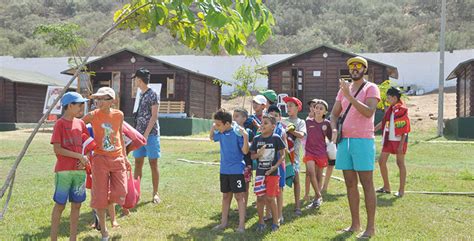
[336, 81, 381, 139]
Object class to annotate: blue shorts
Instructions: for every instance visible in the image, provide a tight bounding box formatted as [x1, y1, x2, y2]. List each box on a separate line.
[133, 135, 161, 159]
[335, 138, 375, 171]
[53, 171, 86, 205]
[278, 165, 286, 188]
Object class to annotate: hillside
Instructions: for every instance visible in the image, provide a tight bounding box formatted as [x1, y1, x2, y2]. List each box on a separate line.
[0, 0, 473, 57]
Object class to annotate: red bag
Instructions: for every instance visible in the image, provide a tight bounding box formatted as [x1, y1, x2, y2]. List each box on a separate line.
[82, 133, 96, 189]
[122, 122, 147, 154]
[122, 170, 141, 209]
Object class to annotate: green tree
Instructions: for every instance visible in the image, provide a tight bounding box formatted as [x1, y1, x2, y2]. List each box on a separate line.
[232, 48, 266, 109]
[114, 0, 275, 55]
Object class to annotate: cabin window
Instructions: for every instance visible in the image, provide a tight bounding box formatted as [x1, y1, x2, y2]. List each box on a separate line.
[150, 74, 175, 99]
[167, 77, 175, 98]
[281, 70, 291, 92]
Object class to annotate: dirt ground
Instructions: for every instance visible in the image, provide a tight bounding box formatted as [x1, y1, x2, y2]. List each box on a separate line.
[222, 91, 457, 132]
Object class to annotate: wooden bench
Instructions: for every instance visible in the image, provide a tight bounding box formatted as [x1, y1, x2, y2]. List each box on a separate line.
[159, 101, 185, 114]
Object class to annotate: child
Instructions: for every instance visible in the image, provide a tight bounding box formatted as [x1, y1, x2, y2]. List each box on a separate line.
[210, 109, 249, 233]
[232, 108, 254, 210]
[82, 87, 130, 240]
[375, 87, 410, 197]
[267, 105, 287, 224]
[259, 89, 278, 109]
[282, 96, 306, 216]
[251, 115, 286, 232]
[304, 99, 333, 209]
[50, 92, 90, 241]
[245, 95, 267, 134]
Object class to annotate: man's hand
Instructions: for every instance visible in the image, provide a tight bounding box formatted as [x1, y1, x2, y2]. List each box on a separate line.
[339, 79, 351, 98]
[331, 129, 338, 143]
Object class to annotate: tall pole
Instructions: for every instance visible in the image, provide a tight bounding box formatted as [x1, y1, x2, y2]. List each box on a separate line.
[437, 0, 446, 137]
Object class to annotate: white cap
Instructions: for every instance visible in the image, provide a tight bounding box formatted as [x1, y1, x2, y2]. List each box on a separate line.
[253, 95, 267, 105]
[91, 87, 116, 99]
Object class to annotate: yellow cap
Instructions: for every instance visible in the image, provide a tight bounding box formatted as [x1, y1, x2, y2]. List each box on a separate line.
[347, 56, 368, 73]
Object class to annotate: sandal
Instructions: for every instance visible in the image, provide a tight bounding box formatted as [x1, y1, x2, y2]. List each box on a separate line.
[394, 192, 404, 198]
[357, 232, 373, 239]
[152, 194, 161, 204]
[375, 187, 391, 194]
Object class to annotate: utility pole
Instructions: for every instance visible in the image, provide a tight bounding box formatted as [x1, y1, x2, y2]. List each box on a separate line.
[437, 0, 446, 137]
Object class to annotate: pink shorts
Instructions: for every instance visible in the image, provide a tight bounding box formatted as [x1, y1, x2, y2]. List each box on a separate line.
[91, 154, 127, 209]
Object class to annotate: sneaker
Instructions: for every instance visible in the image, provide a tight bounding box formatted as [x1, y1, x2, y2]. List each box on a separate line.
[279, 216, 284, 225]
[235, 227, 245, 233]
[307, 198, 322, 209]
[271, 224, 279, 232]
[294, 209, 302, 216]
[212, 224, 226, 231]
[256, 223, 266, 233]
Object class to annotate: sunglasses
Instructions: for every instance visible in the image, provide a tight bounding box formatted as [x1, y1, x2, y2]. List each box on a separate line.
[348, 63, 364, 70]
[95, 98, 113, 101]
[71, 102, 84, 105]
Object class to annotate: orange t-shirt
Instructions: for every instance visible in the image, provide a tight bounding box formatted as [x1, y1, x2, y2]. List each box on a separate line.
[84, 109, 124, 157]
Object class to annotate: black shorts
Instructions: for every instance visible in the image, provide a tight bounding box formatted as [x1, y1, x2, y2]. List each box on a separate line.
[220, 174, 246, 193]
[328, 159, 336, 166]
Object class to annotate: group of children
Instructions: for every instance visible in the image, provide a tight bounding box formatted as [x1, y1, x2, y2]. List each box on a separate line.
[211, 87, 410, 233]
[49, 85, 410, 238]
[210, 91, 338, 233]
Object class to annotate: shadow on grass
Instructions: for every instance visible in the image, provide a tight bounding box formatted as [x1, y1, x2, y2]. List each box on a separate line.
[166, 198, 320, 240]
[377, 194, 399, 207]
[20, 209, 101, 240]
[329, 230, 356, 241]
[323, 192, 346, 202]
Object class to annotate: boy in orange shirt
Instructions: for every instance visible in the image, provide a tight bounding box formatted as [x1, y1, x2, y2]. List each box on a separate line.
[83, 87, 130, 240]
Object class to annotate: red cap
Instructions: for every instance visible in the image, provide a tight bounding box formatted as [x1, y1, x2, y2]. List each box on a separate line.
[283, 96, 302, 111]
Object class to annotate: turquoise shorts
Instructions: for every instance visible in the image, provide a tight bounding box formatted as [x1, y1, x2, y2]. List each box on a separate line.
[53, 170, 86, 205]
[335, 138, 375, 171]
[133, 135, 161, 159]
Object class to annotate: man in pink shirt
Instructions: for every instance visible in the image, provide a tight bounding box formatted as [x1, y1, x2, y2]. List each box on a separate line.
[330, 56, 380, 239]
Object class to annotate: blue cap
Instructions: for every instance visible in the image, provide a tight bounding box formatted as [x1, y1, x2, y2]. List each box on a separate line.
[61, 92, 89, 106]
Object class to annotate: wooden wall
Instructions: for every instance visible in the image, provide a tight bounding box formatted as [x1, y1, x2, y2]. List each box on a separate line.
[188, 73, 221, 119]
[15, 83, 47, 123]
[456, 62, 474, 117]
[0, 78, 15, 122]
[87, 50, 220, 119]
[268, 46, 390, 112]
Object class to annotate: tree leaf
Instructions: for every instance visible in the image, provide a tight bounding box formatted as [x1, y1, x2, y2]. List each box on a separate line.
[255, 24, 270, 45]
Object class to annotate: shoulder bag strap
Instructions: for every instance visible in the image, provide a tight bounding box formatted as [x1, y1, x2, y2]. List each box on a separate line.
[339, 81, 367, 124]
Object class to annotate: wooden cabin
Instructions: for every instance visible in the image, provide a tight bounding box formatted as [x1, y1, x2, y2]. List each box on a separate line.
[446, 58, 474, 117]
[62, 49, 221, 119]
[0, 67, 67, 123]
[266, 45, 398, 112]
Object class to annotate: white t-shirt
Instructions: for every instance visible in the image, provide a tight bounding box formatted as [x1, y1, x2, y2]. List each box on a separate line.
[388, 112, 401, 141]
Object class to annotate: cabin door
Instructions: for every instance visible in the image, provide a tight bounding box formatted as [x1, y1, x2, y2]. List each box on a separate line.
[292, 68, 304, 100]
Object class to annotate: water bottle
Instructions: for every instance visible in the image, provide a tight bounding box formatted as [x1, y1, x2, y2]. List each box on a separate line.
[232, 121, 242, 137]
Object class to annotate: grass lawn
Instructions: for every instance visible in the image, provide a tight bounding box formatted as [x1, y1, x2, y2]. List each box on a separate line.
[0, 128, 473, 240]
